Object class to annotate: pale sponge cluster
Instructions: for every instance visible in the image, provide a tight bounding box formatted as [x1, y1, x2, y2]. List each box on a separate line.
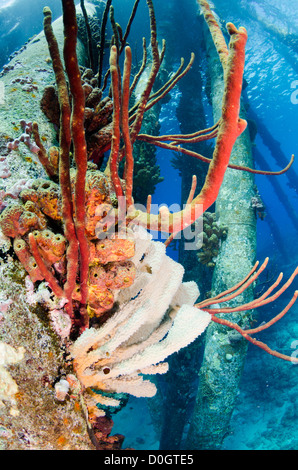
[70, 227, 211, 418]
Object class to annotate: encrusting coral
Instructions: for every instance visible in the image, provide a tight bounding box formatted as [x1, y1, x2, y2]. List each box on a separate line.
[0, 0, 297, 450]
[40, 66, 114, 165]
[196, 211, 228, 268]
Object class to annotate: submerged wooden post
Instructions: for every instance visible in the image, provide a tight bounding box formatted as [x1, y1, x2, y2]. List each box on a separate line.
[186, 15, 257, 450]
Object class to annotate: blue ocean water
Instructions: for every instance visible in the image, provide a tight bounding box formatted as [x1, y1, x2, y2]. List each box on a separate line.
[1, 0, 298, 451]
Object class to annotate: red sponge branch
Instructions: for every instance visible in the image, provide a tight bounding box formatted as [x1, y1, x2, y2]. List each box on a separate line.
[43, 6, 79, 318]
[127, 21, 248, 233]
[28, 233, 65, 300]
[62, 0, 89, 306]
[196, 260, 298, 363]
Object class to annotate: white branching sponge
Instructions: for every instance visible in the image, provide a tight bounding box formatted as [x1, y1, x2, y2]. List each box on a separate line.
[70, 227, 210, 417]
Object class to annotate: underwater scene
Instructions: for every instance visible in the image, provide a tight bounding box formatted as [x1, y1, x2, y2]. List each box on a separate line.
[0, 0, 297, 453]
